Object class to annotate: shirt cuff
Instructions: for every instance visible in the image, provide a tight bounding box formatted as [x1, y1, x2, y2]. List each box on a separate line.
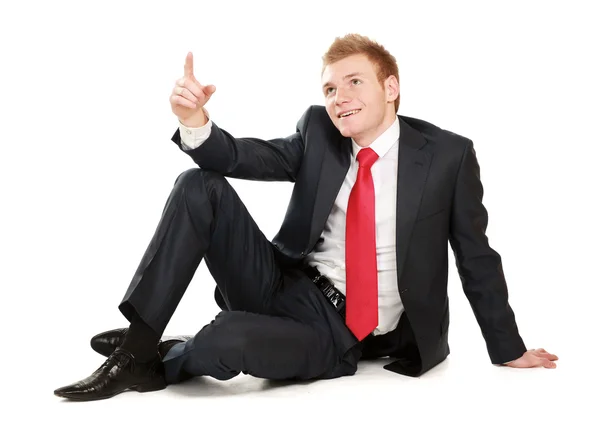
[178, 110, 212, 150]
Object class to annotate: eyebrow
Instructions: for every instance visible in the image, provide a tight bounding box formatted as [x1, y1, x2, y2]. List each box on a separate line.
[322, 72, 365, 89]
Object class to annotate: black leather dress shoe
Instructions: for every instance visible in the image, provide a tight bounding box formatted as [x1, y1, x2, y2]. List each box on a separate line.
[91, 328, 192, 359]
[54, 348, 166, 401]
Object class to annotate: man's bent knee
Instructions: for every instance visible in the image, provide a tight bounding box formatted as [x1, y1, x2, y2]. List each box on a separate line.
[172, 169, 229, 208]
[174, 168, 226, 189]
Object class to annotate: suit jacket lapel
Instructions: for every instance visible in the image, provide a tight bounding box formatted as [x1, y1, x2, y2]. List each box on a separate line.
[395, 116, 430, 282]
[308, 136, 351, 250]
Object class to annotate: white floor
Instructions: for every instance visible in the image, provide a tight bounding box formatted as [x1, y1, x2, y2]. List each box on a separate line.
[13, 324, 595, 442]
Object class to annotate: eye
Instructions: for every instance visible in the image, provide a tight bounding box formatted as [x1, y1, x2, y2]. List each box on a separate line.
[325, 87, 335, 95]
[351, 79, 362, 86]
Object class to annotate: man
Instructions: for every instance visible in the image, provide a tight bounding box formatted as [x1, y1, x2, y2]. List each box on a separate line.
[54, 34, 558, 401]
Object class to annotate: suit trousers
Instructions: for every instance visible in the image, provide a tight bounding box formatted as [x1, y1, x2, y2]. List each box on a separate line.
[117, 168, 364, 384]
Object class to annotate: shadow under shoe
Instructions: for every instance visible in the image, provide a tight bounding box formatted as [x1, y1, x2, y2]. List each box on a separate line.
[54, 348, 166, 401]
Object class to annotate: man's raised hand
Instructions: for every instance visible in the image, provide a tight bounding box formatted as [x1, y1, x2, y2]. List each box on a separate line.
[170, 52, 216, 127]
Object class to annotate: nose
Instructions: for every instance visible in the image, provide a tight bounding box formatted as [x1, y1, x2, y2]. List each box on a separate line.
[335, 87, 351, 105]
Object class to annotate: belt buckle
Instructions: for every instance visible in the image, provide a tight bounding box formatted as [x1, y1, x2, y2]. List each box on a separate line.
[314, 273, 332, 291]
[316, 276, 346, 313]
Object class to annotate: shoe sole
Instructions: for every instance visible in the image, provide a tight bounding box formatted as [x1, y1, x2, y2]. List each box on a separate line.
[54, 378, 167, 401]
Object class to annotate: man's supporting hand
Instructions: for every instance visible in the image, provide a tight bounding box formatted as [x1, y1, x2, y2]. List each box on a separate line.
[503, 348, 559, 369]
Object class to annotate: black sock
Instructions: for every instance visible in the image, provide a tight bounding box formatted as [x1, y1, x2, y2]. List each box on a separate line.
[120, 313, 160, 362]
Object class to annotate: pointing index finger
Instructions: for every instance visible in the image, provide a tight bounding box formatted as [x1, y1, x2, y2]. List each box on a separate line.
[184, 52, 194, 78]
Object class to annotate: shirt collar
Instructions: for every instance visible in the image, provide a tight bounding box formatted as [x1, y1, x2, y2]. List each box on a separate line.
[351, 117, 400, 160]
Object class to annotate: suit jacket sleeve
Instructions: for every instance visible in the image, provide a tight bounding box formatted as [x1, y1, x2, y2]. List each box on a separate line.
[449, 140, 527, 364]
[170, 107, 312, 182]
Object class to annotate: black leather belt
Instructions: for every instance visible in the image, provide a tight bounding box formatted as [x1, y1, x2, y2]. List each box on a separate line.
[303, 266, 346, 319]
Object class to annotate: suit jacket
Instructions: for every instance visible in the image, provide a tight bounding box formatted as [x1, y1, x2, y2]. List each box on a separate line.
[171, 105, 527, 376]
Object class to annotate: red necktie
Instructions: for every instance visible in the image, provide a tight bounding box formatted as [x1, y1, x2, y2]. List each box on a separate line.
[345, 147, 379, 341]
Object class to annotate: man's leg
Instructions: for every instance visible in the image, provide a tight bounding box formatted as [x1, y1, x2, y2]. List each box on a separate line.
[55, 168, 286, 400]
[119, 168, 284, 334]
[163, 311, 339, 383]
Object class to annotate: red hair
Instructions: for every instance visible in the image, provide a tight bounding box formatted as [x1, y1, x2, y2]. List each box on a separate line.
[322, 34, 400, 112]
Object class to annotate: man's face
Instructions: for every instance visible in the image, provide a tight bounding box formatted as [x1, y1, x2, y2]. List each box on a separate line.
[321, 54, 398, 146]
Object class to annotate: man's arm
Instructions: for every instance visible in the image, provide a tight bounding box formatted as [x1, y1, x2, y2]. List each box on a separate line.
[171, 106, 311, 182]
[167, 51, 306, 182]
[448, 140, 527, 364]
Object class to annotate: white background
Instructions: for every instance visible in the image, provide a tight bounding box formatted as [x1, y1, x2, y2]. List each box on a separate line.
[1, 0, 599, 440]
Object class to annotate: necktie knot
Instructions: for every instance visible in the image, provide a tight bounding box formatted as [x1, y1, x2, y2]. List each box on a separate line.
[357, 147, 379, 170]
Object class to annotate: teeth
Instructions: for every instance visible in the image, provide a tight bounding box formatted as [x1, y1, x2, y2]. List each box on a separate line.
[340, 109, 360, 118]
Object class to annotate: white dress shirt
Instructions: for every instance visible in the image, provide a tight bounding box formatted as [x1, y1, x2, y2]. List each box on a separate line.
[178, 116, 404, 336]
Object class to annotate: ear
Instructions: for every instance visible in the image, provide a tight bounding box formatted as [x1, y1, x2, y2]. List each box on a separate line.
[384, 75, 399, 104]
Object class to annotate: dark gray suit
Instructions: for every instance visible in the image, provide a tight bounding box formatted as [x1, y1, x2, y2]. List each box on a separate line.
[119, 105, 526, 383]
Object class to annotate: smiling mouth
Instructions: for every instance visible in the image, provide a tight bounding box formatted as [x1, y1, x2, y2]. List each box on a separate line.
[338, 109, 361, 119]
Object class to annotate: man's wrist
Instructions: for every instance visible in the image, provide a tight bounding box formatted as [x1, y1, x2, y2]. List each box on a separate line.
[179, 108, 209, 128]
